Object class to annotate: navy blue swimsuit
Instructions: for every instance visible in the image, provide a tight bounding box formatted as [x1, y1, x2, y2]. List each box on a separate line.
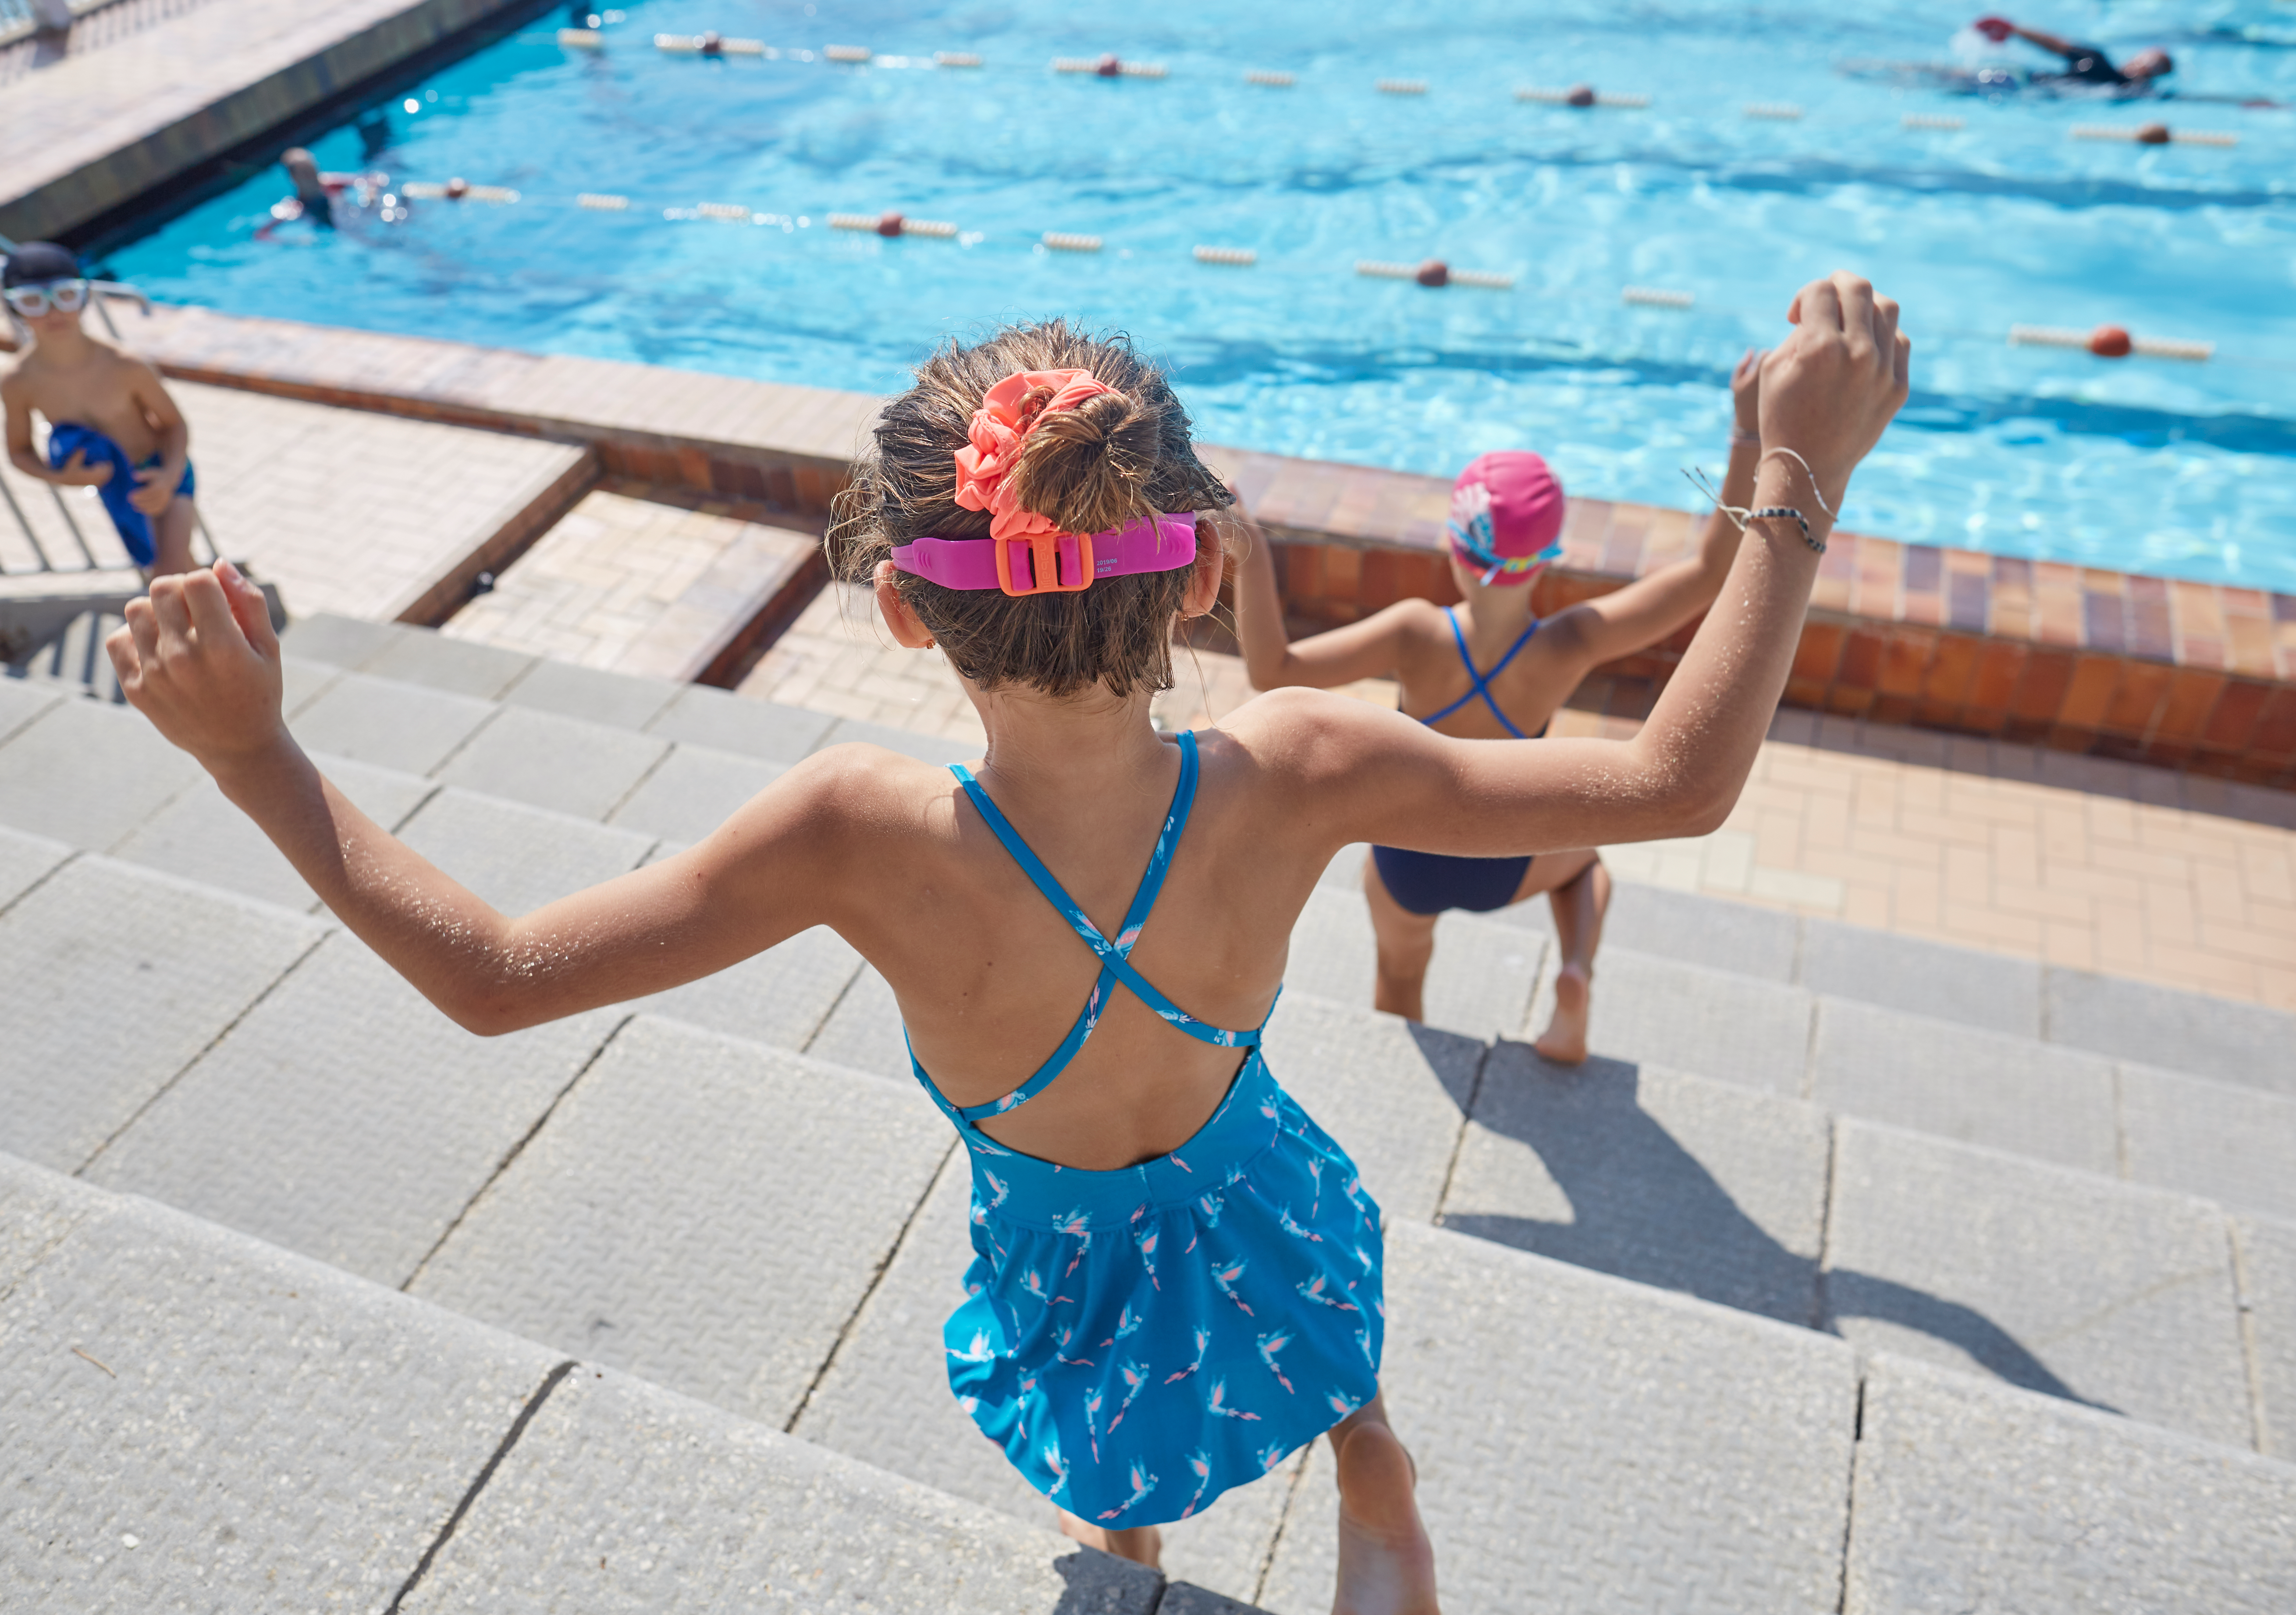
[1371, 608, 1548, 916]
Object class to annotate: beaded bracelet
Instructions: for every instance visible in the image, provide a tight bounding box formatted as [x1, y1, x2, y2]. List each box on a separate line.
[1682, 444, 1838, 555]
[1747, 505, 1824, 553]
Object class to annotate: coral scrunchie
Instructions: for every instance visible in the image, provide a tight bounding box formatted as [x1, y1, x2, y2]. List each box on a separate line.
[953, 367, 1118, 540]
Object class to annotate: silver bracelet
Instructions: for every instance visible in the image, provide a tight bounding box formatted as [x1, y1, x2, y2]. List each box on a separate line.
[1729, 430, 1761, 449]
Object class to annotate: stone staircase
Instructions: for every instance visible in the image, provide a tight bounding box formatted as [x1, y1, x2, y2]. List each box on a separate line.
[3, 616, 2293, 1612]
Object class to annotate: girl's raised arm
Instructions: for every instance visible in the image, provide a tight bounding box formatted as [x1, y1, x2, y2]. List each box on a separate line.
[105, 565, 851, 1034]
[1230, 508, 1429, 691]
[1261, 273, 1908, 861]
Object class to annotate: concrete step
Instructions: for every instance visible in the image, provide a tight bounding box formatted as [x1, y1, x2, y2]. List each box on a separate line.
[280, 612, 2292, 1091]
[1471, 846, 2293, 1097]
[6, 831, 2294, 1606]
[10, 817, 2281, 1472]
[280, 611, 975, 767]
[0, 1150, 1169, 1614]
[7, 640, 2290, 1437]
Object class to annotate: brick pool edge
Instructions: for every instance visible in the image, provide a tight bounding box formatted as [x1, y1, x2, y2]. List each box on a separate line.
[77, 303, 2296, 788]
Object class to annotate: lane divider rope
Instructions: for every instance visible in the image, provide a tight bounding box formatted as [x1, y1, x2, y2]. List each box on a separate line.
[1517, 85, 1649, 107]
[2072, 123, 2238, 146]
[2010, 324, 2213, 361]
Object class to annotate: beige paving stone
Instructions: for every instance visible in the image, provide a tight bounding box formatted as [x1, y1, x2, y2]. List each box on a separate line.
[444, 485, 815, 681]
[730, 592, 2293, 1009]
[0, 380, 585, 623]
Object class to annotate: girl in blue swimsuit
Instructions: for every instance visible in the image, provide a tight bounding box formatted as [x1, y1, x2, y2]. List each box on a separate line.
[1234, 352, 1768, 1062]
[110, 288, 1912, 1604]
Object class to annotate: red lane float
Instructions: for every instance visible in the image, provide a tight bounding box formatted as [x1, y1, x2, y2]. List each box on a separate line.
[1518, 85, 1650, 107]
[2008, 324, 2214, 362]
[2073, 123, 2238, 147]
[1356, 259, 1513, 290]
[828, 211, 958, 238]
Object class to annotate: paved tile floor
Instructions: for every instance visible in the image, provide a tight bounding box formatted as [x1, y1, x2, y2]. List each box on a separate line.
[739, 585, 2296, 1010]
[442, 481, 817, 681]
[0, 0, 223, 85]
[0, 380, 584, 621]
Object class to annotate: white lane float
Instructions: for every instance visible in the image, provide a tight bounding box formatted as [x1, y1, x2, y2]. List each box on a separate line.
[577, 193, 629, 210]
[1193, 245, 1257, 266]
[825, 45, 870, 62]
[1377, 78, 1428, 94]
[1621, 287, 1694, 308]
[935, 51, 983, 67]
[2072, 123, 2237, 146]
[1041, 232, 1104, 252]
[655, 32, 766, 55]
[1246, 70, 1295, 86]
[1053, 55, 1165, 77]
[399, 179, 519, 202]
[1357, 259, 1511, 289]
[830, 211, 957, 238]
[1745, 103, 1804, 120]
[1902, 114, 1965, 130]
[1517, 85, 1649, 107]
[2009, 324, 2214, 361]
[695, 201, 753, 220]
[557, 28, 603, 49]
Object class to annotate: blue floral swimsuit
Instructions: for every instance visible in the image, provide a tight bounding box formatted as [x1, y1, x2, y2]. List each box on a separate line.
[908, 729, 1385, 1527]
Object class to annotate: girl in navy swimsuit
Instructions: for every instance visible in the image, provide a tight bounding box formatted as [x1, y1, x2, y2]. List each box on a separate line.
[1234, 352, 1768, 1062]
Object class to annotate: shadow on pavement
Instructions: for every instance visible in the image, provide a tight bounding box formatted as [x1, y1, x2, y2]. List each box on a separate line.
[1425, 1032, 2104, 1411]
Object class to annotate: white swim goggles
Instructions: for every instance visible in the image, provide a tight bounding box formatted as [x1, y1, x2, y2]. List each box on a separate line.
[4, 279, 90, 318]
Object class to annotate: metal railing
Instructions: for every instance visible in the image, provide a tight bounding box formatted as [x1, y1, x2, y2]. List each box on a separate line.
[0, 0, 126, 47]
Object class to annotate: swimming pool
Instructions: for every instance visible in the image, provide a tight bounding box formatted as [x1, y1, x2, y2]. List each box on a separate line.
[100, 0, 2296, 589]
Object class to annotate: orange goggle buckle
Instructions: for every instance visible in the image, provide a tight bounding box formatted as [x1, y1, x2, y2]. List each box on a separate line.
[995, 532, 1095, 596]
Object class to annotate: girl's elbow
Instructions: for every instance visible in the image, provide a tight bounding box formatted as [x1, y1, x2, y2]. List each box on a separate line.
[444, 984, 530, 1038]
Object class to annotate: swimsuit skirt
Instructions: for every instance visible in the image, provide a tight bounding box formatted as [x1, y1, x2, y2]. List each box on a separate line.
[945, 1049, 1383, 1526]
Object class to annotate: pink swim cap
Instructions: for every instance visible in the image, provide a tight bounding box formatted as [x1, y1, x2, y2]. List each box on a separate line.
[1447, 451, 1566, 586]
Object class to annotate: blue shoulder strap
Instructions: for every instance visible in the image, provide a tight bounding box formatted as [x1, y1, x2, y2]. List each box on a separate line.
[1420, 607, 1539, 738]
[918, 731, 1266, 1126]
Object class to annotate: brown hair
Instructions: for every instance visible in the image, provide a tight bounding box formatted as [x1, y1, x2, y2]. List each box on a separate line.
[828, 320, 1233, 698]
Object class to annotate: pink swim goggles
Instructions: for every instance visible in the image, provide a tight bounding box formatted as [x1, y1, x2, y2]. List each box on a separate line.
[891, 510, 1199, 597]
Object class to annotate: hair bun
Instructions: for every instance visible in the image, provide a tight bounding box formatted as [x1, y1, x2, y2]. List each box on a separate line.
[1009, 387, 1156, 536]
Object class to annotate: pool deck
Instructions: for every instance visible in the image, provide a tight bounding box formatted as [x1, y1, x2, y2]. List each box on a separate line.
[740, 584, 2296, 1011]
[0, 0, 540, 242]
[80, 299, 2296, 788]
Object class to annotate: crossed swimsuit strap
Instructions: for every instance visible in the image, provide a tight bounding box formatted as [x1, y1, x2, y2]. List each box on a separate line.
[907, 729, 1271, 1130]
[1420, 607, 1540, 739]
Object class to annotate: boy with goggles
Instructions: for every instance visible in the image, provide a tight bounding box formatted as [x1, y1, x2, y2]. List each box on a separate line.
[4, 241, 199, 575]
[1233, 350, 1766, 1064]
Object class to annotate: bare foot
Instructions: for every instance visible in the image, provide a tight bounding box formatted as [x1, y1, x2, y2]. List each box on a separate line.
[1532, 962, 1591, 1064]
[1056, 1509, 1162, 1569]
[1332, 1412, 1439, 1615]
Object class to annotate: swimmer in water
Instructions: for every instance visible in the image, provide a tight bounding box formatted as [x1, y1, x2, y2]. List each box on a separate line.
[1970, 17, 2172, 92]
[277, 148, 335, 227]
[1845, 16, 2177, 100]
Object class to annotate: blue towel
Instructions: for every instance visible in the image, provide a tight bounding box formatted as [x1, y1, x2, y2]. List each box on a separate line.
[46, 422, 195, 567]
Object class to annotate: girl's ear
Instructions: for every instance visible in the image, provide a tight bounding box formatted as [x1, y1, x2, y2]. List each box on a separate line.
[874, 560, 937, 648]
[1183, 516, 1225, 618]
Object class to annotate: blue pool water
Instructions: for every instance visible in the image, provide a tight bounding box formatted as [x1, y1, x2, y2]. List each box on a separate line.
[101, 0, 2296, 588]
